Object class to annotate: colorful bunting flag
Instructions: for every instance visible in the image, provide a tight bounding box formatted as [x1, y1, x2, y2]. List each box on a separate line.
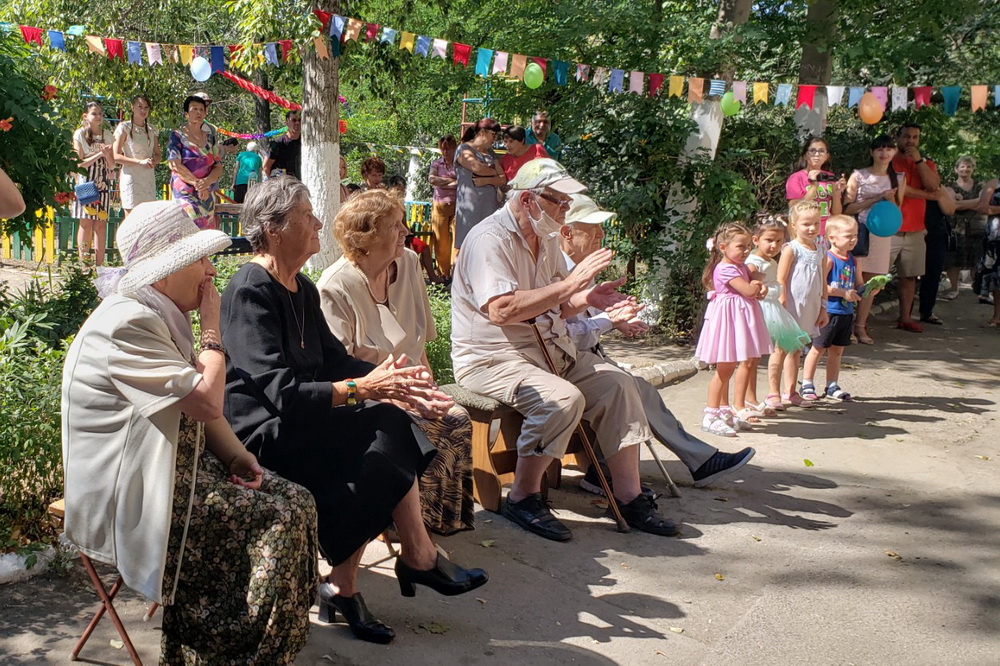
[608, 69, 625, 93]
[365, 23, 380, 42]
[510, 54, 527, 78]
[753, 82, 768, 104]
[475, 48, 492, 76]
[871, 86, 888, 109]
[912, 86, 933, 109]
[313, 37, 330, 59]
[826, 85, 845, 106]
[380, 28, 397, 44]
[127, 41, 142, 65]
[330, 15, 345, 40]
[20, 25, 43, 46]
[796, 84, 816, 109]
[732, 81, 747, 103]
[553, 61, 569, 86]
[210, 45, 225, 71]
[591, 67, 609, 88]
[576, 64, 590, 82]
[415, 35, 431, 57]
[994, 85, 1000, 107]
[313, 10, 332, 33]
[431, 38, 447, 59]
[648, 73, 664, 97]
[48, 30, 65, 51]
[941, 86, 961, 115]
[669, 75, 684, 98]
[163, 44, 179, 63]
[145, 42, 162, 65]
[891, 86, 907, 111]
[344, 19, 362, 42]
[775, 83, 792, 106]
[105, 38, 125, 61]
[688, 77, 704, 103]
[85, 35, 106, 56]
[971, 85, 988, 112]
[279, 40, 292, 62]
[265, 42, 279, 66]
[453, 42, 471, 67]
[178, 44, 193, 65]
[399, 32, 415, 52]
[629, 71, 644, 95]
[708, 79, 725, 97]
[531, 57, 546, 76]
[492, 51, 508, 75]
[847, 87, 864, 107]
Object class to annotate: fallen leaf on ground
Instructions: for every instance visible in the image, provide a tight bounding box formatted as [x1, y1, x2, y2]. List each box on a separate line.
[322, 655, 335, 662]
[803, 459, 814, 467]
[751, 535, 762, 542]
[713, 497, 728, 502]
[620, 562, 631, 569]
[864, 421, 878, 427]
[479, 539, 496, 548]
[419, 621, 450, 634]
[655, 650, 667, 656]
[715, 573, 724, 581]
[885, 550, 902, 561]
[895, 438, 904, 442]
[842, 363, 858, 369]
[476, 598, 487, 605]
[975, 455, 990, 461]
[483, 519, 492, 524]
[110, 639, 124, 650]
[669, 626, 685, 634]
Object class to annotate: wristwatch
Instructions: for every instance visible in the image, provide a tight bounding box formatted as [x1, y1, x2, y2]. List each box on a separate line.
[345, 379, 358, 406]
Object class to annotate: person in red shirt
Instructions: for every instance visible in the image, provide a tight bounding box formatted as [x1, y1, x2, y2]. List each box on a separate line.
[500, 126, 549, 181]
[890, 124, 941, 333]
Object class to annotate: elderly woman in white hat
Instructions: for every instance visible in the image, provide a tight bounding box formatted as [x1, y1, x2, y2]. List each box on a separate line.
[61, 200, 319, 664]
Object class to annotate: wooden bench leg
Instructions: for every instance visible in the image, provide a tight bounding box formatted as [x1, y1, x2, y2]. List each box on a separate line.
[470, 415, 503, 512]
[72, 553, 143, 666]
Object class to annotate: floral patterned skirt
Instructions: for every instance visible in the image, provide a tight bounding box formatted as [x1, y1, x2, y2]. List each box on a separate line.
[159, 417, 319, 665]
[413, 404, 475, 535]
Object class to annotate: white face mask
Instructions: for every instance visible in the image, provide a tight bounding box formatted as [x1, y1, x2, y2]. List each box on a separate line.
[527, 193, 563, 237]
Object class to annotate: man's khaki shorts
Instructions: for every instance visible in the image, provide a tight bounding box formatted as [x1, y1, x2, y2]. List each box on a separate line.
[889, 230, 927, 278]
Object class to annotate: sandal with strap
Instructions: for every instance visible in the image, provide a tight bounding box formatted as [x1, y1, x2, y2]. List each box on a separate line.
[737, 407, 764, 424]
[782, 392, 814, 408]
[854, 326, 874, 345]
[701, 418, 737, 437]
[826, 384, 853, 402]
[799, 382, 820, 401]
[755, 401, 777, 417]
[764, 394, 786, 412]
[721, 408, 752, 431]
[896, 320, 924, 333]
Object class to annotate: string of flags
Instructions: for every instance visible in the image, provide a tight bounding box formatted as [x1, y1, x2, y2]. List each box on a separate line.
[5, 20, 1000, 116]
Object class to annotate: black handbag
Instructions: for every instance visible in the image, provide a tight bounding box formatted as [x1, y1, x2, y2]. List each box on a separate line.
[852, 166, 899, 258]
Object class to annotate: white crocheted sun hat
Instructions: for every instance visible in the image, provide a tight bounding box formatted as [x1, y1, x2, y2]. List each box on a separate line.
[116, 201, 231, 294]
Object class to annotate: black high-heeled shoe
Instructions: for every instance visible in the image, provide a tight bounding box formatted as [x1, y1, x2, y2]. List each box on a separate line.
[317, 583, 394, 644]
[394, 554, 489, 598]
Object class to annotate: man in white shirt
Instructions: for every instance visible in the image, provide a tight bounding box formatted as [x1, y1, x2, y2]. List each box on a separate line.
[451, 159, 676, 541]
[559, 194, 755, 492]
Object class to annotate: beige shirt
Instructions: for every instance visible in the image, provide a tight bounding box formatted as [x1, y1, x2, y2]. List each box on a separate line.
[317, 248, 436, 366]
[61, 294, 201, 604]
[450, 204, 575, 378]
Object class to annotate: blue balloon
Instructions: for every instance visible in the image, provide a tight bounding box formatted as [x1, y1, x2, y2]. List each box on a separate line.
[867, 200, 903, 237]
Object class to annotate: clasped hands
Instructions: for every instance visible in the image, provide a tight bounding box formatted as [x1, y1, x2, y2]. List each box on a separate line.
[573, 248, 648, 337]
[358, 353, 454, 419]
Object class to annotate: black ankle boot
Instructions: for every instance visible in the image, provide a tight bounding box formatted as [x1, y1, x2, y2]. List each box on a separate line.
[317, 583, 394, 644]
[394, 554, 489, 597]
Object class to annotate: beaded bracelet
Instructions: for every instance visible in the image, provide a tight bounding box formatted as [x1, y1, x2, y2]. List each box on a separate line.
[201, 341, 226, 354]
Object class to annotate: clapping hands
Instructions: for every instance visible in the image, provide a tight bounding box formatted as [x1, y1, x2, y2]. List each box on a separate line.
[359, 354, 454, 419]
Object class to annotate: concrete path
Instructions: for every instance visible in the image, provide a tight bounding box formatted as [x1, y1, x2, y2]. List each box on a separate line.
[1, 290, 999, 665]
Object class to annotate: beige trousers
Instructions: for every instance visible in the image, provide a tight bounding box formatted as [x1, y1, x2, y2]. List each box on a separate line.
[456, 346, 652, 459]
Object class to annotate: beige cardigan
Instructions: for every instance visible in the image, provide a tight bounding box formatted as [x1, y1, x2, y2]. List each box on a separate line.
[317, 249, 436, 366]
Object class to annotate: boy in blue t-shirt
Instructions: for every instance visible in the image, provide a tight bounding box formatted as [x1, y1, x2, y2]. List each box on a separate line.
[801, 215, 873, 402]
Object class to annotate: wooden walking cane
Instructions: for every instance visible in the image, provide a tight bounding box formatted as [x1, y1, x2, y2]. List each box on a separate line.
[526, 318, 630, 533]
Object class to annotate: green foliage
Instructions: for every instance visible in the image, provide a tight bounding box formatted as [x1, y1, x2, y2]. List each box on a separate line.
[424, 283, 454, 385]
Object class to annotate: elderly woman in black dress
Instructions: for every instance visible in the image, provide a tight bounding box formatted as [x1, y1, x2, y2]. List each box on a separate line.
[221, 177, 488, 646]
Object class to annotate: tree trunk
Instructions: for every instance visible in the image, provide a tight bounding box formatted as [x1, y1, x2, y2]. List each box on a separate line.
[302, 1, 341, 271]
[794, 0, 838, 137]
[253, 69, 272, 136]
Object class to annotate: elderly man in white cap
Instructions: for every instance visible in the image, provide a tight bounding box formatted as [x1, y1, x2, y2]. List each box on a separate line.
[559, 194, 756, 494]
[451, 158, 677, 541]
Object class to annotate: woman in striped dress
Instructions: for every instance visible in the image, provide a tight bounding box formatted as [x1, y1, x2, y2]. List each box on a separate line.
[72, 102, 116, 265]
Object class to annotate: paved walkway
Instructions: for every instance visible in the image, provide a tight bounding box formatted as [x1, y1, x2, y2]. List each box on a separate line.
[2, 290, 999, 664]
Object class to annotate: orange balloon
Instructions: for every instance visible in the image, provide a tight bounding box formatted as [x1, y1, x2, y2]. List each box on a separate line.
[858, 92, 884, 124]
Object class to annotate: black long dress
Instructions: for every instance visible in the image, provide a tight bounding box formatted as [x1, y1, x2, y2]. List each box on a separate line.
[221, 263, 437, 565]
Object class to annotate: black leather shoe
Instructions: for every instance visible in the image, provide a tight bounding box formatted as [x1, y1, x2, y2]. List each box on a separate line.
[394, 554, 489, 598]
[317, 583, 394, 644]
[501, 493, 572, 541]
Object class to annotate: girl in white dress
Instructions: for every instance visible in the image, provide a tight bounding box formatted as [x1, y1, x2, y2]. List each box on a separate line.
[113, 95, 159, 215]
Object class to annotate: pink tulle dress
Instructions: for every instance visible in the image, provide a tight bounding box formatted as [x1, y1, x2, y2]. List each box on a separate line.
[695, 261, 773, 364]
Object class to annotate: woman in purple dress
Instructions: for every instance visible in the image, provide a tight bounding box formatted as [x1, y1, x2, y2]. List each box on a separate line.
[167, 96, 223, 229]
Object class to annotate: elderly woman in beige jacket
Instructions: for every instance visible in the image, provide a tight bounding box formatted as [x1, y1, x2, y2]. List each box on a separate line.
[61, 201, 318, 664]
[318, 189, 475, 536]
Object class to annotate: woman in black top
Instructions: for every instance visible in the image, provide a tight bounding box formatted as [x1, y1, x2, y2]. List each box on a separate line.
[221, 177, 487, 645]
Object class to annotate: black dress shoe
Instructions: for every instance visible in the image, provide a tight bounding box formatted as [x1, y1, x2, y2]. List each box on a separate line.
[394, 554, 489, 598]
[317, 583, 394, 644]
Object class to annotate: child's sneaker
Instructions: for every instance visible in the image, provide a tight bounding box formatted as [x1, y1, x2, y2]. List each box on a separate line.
[825, 383, 853, 401]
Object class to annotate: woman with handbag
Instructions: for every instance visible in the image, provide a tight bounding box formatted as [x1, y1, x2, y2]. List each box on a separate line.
[72, 102, 116, 265]
[112, 95, 159, 216]
[843, 135, 907, 344]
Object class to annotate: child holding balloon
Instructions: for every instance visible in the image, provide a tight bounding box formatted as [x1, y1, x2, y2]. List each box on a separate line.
[843, 134, 907, 344]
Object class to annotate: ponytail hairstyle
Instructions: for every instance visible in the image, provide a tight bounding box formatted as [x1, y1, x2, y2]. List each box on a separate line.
[753, 211, 789, 239]
[80, 102, 103, 144]
[702, 222, 752, 290]
[796, 136, 832, 172]
[461, 117, 501, 143]
[129, 94, 151, 141]
[788, 199, 821, 234]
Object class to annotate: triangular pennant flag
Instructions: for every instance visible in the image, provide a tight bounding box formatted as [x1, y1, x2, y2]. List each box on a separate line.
[314, 36, 330, 59]
[576, 63, 590, 82]
[474, 48, 492, 76]
[330, 15, 345, 40]
[688, 77, 704, 103]
[847, 87, 864, 108]
[228, 44, 242, 55]
[399, 32, 415, 52]
[48, 30, 65, 51]
[210, 45, 225, 72]
[608, 69, 625, 93]
[279, 40, 293, 62]
[971, 85, 988, 113]
[85, 35, 106, 55]
[178, 45, 193, 65]
[708, 79, 726, 97]
[732, 81, 747, 103]
[796, 84, 816, 109]
[145, 42, 161, 65]
[365, 23, 380, 42]
[531, 57, 546, 76]
[415, 35, 431, 57]
[826, 85, 845, 106]
[20, 26, 43, 46]
[871, 86, 888, 109]
[775, 83, 793, 106]
[104, 38, 125, 60]
[380, 28, 397, 45]
[344, 19, 362, 42]
[127, 41, 142, 65]
[941, 86, 961, 116]
[912, 86, 933, 109]
[313, 10, 332, 33]
[453, 42, 471, 67]
[431, 38, 447, 59]
[553, 61, 569, 87]
[753, 82, 769, 104]
[669, 76, 684, 98]
[591, 67, 609, 88]
[510, 54, 527, 78]
[264, 42, 279, 66]
[994, 85, 1000, 108]
[629, 71, 644, 95]
[648, 73, 664, 97]
[891, 86, 907, 112]
[492, 51, 508, 75]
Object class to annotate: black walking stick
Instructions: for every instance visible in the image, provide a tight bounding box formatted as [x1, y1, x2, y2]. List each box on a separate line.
[526, 318, 630, 533]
